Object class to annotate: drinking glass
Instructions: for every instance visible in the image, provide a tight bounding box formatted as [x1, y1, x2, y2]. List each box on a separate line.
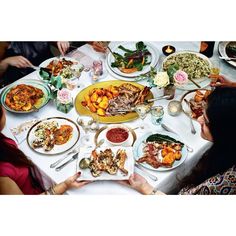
[151, 106, 164, 125]
[134, 104, 151, 129]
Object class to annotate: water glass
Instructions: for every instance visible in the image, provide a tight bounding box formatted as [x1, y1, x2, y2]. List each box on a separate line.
[151, 106, 164, 125]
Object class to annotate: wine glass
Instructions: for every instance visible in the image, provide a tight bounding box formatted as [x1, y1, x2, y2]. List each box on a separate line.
[134, 104, 151, 129]
[77, 116, 94, 146]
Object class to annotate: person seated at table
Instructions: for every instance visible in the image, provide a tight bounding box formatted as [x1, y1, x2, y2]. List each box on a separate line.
[0, 105, 90, 195]
[0, 42, 70, 87]
[120, 87, 236, 195]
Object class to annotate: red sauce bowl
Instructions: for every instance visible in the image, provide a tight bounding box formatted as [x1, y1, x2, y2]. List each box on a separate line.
[105, 125, 129, 146]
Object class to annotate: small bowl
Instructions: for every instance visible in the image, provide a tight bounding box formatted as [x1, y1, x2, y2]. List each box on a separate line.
[162, 45, 176, 56]
[105, 125, 130, 146]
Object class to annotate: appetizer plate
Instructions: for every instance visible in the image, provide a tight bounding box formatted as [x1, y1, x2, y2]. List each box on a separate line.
[218, 41, 236, 68]
[0, 79, 51, 113]
[162, 51, 212, 90]
[106, 41, 159, 80]
[75, 80, 154, 123]
[180, 89, 210, 120]
[27, 117, 80, 155]
[38, 56, 80, 80]
[94, 125, 137, 147]
[133, 131, 188, 171]
[77, 146, 134, 180]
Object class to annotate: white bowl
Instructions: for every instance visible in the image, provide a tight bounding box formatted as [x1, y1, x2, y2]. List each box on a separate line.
[105, 125, 130, 146]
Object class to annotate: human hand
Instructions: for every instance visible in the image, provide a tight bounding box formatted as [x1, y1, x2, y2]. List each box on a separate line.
[57, 41, 70, 56]
[64, 172, 92, 190]
[90, 41, 108, 53]
[118, 172, 154, 195]
[4, 56, 33, 68]
[210, 75, 236, 88]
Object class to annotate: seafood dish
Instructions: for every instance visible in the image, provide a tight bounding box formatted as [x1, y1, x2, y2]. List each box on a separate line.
[81, 82, 150, 116]
[163, 52, 211, 80]
[110, 41, 151, 74]
[5, 84, 44, 111]
[137, 133, 184, 169]
[182, 89, 212, 119]
[31, 121, 73, 151]
[79, 148, 128, 177]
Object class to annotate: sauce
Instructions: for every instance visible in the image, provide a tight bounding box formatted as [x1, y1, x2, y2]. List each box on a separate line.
[106, 128, 129, 143]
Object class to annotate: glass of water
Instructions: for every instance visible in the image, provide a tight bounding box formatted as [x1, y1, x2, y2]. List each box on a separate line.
[151, 106, 164, 125]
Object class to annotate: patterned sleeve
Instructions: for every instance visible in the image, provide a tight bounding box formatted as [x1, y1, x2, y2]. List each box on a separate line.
[179, 166, 236, 195]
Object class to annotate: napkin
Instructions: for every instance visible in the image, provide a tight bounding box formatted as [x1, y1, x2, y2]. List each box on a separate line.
[10, 119, 39, 145]
[67, 49, 94, 69]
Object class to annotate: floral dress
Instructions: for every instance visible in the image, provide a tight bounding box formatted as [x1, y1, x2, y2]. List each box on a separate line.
[179, 165, 236, 195]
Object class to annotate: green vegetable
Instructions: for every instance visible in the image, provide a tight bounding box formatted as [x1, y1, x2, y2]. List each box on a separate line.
[146, 133, 184, 146]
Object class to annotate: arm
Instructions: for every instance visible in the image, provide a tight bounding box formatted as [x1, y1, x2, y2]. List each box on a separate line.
[118, 173, 166, 195]
[210, 75, 236, 88]
[0, 172, 90, 195]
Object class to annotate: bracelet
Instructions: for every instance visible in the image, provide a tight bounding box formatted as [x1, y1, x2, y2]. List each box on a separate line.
[150, 188, 158, 195]
[46, 185, 57, 195]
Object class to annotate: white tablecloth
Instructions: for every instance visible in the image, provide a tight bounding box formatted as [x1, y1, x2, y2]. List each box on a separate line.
[2, 41, 235, 194]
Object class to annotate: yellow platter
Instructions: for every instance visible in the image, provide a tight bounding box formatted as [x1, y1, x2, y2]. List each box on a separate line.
[75, 80, 154, 123]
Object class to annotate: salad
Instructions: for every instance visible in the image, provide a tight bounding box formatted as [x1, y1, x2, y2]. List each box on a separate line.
[111, 41, 151, 74]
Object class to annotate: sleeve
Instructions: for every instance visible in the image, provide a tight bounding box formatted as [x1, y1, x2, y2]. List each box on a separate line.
[179, 168, 236, 195]
[0, 162, 18, 182]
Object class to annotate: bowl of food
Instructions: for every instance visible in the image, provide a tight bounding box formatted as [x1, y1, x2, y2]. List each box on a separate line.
[105, 125, 130, 146]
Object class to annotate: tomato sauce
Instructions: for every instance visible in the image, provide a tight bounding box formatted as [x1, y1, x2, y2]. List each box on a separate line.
[106, 128, 129, 143]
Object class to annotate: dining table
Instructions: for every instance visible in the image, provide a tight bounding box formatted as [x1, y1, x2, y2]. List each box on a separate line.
[1, 41, 236, 195]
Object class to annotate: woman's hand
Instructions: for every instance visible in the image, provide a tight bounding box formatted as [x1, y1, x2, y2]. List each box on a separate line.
[89, 41, 108, 53]
[57, 41, 70, 56]
[63, 172, 92, 190]
[3, 56, 33, 68]
[210, 75, 236, 88]
[118, 173, 154, 195]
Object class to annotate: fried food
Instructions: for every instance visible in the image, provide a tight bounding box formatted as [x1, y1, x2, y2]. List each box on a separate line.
[85, 148, 128, 177]
[5, 84, 44, 111]
[32, 121, 73, 151]
[46, 58, 74, 76]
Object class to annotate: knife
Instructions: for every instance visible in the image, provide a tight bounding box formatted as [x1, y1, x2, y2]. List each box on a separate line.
[161, 123, 194, 152]
[135, 163, 158, 181]
[55, 152, 79, 171]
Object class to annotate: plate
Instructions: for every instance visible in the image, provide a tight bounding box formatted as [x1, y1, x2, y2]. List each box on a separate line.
[106, 42, 159, 80]
[162, 51, 212, 90]
[77, 146, 134, 180]
[133, 131, 188, 171]
[38, 56, 80, 80]
[180, 89, 211, 120]
[27, 117, 80, 155]
[94, 125, 137, 147]
[74, 80, 154, 123]
[0, 79, 51, 113]
[218, 41, 236, 67]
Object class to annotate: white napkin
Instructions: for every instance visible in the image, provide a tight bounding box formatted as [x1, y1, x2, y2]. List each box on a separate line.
[10, 119, 39, 144]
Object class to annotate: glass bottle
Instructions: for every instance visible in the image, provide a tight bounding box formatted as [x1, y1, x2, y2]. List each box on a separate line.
[199, 41, 215, 58]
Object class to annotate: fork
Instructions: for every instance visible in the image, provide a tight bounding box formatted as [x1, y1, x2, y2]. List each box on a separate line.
[183, 99, 196, 135]
[50, 146, 80, 168]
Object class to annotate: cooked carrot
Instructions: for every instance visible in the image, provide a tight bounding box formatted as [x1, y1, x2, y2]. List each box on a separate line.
[119, 67, 138, 74]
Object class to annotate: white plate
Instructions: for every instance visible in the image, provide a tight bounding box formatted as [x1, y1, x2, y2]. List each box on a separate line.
[162, 51, 212, 91]
[133, 131, 188, 171]
[106, 42, 159, 80]
[180, 89, 210, 119]
[27, 117, 80, 155]
[38, 56, 80, 80]
[218, 41, 236, 67]
[77, 146, 134, 180]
